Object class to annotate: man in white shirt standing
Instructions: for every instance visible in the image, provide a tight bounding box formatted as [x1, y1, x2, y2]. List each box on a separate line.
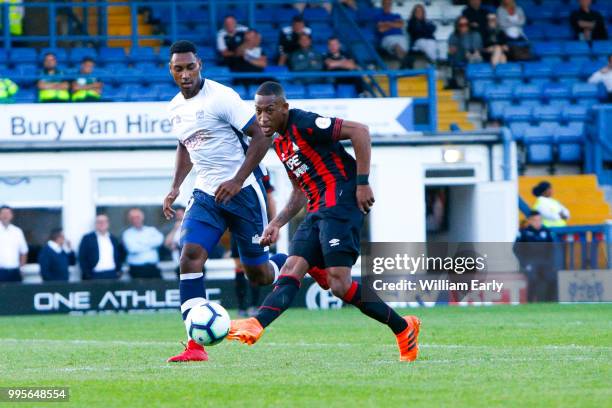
[0, 205, 28, 282]
[78, 214, 125, 280]
[163, 40, 288, 362]
[588, 54, 612, 100]
[122, 208, 164, 279]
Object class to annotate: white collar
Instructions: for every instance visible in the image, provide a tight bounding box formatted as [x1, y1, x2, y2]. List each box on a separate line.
[48, 241, 62, 253]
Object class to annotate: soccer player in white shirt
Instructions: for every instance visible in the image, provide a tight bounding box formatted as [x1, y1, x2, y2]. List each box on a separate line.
[162, 40, 288, 362]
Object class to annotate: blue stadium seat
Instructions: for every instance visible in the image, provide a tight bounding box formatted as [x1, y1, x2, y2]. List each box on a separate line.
[13, 88, 37, 103]
[484, 84, 514, 100]
[533, 105, 562, 122]
[524, 25, 546, 41]
[136, 62, 159, 71]
[500, 78, 523, 88]
[543, 83, 571, 100]
[488, 100, 512, 120]
[130, 47, 158, 63]
[548, 98, 572, 108]
[522, 62, 553, 81]
[151, 83, 176, 99]
[572, 82, 601, 99]
[466, 63, 494, 81]
[0, 49, 7, 63]
[336, 84, 357, 98]
[276, 7, 300, 23]
[307, 83, 335, 98]
[115, 67, 142, 84]
[545, 25, 574, 41]
[495, 63, 522, 79]
[10, 48, 38, 64]
[103, 62, 128, 72]
[503, 105, 532, 122]
[311, 26, 334, 42]
[303, 7, 331, 22]
[158, 46, 170, 62]
[471, 79, 494, 99]
[284, 83, 306, 99]
[148, 67, 171, 83]
[40, 48, 68, 64]
[519, 99, 542, 109]
[552, 62, 581, 79]
[70, 47, 98, 64]
[562, 105, 589, 121]
[16, 63, 38, 78]
[198, 47, 217, 62]
[514, 84, 542, 100]
[592, 40, 612, 57]
[558, 77, 581, 86]
[556, 125, 585, 163]
[130, 86, 159, 102]
[540, 56, 562, 66]
[576, 98, 600, 107]
[99, 47, 127, 63]
[528, 78, 552, 87]
[510, 121, 531, 142]
[524, 125, 555, 164]
[532, 42, 562, 58]
[567, 121, 586, 135]
[103, 86, 129, 102]
[562, 41, 591, 57]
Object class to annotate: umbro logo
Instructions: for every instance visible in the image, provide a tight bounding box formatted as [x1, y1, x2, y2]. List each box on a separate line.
[329, 238, 340, 247]
[252, 234, 261, 244]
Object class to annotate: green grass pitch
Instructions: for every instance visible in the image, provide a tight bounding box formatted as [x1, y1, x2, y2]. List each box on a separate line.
[0, 304, 610, 407]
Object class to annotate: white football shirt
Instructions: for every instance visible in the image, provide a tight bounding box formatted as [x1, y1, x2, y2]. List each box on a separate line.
[167, 79, 257, 195]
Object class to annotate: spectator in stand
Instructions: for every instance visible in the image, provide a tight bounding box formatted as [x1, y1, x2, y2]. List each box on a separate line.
[588, 54, 612, 100]
[532, 181, 570, 227]
[482, 13, 509, 66]
[294, 2, 332, 14]
[38, 228, 76, 282]
[289, 33, 324, 79]
[0, 205, 28, 282]
[122, 208, 163, 279]
[79, 214, 125, 280]
[324, 36, 363, 93]
[0, 77, 18, 103]
[462, 0, 489, 40]
[570, 0, 608, 41]
[496, 0, 527, 43]
[37, 52, 70, 103]
[217, 15, 249, 70]
[278, 15, 312, 66]
[71, 57, 102, 102]
[407, 4, 437, 63]
[376, 0, 408, 62]
[232, 29, 268, 74]
[448, 16, 483, 88]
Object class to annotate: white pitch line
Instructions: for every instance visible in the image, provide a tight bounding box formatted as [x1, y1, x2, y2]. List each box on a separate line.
[0, 338, 610, 351]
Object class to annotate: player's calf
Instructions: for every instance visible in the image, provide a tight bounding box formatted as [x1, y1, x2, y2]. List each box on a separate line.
[242, 253, 288, 286]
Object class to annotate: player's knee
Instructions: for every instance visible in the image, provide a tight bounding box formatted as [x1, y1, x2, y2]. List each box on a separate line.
[280, 257, 307, 281]
[243, 265, 273, 286]
[180, 244, 205, 263]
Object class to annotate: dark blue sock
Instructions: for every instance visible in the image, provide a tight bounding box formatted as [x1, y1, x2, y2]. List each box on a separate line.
[179, 272, 206, 320]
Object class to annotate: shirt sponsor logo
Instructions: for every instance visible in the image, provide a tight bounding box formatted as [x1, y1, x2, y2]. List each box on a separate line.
[329, 238, 340, 247]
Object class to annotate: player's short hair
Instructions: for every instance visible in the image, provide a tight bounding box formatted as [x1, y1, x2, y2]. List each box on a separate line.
[169, 40, 197, 56]
[292, 15, 305, 24]
[81, 56, 95, 64]
[0, 204, 11, 211]
[49, 228, 63, 241]
[256, 81, 286, 100]
[327, 36, 339, 42]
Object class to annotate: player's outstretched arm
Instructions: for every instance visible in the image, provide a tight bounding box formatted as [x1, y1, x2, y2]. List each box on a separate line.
[338, 120, 375, 214]
[164, 142, 193, 219]
[215, 121, 272, 204]
[260, 179, 306, 246]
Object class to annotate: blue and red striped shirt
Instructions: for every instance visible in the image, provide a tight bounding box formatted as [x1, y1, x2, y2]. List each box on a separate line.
[274, 109, 357, 213]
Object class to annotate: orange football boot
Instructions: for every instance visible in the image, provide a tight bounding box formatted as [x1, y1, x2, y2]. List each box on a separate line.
[395, 315, 421, 362]
[167, 339, 208, 362]
[226, 317, 264, 345]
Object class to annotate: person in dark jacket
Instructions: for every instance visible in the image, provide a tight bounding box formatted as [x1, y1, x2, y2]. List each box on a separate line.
[407, 4, 437, 62]
[482, 13, 509, 66]
[38, 228, 76, 282]
[513, 210, 557, 302]
[462, 0, 489, 40]
[570, 0, 608, 41]
[78, 214, 125, 280]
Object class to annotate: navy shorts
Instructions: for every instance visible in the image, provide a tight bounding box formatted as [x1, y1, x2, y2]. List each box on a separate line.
[290, 200, 364, 268]
[181, 181, 269, 266]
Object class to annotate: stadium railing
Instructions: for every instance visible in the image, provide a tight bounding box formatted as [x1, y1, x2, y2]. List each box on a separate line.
[585, 105, 612, 185]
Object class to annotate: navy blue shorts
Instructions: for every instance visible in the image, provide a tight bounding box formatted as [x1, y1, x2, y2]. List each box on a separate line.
[181, 182, 269, 266]
[290, 201, 364, 268]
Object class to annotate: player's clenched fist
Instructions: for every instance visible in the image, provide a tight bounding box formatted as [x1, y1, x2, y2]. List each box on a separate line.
[260, 222, 280, 246]
[163, 188, 180, 220]
[356, 185, 375, 214]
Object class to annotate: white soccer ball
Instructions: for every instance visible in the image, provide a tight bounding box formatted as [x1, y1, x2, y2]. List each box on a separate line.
[185, 301, 231, 346]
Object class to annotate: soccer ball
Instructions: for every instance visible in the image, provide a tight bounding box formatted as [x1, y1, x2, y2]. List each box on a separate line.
[185, 301, 231, 346]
